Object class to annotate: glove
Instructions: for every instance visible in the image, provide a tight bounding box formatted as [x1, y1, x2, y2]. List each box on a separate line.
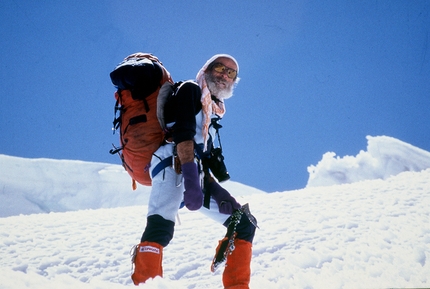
[206, 181, 241, 215]
[181, 162, 203, 211]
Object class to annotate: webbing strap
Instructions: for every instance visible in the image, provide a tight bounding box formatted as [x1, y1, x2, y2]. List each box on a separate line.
[203, 188, 211, 209]
[151, 156, 173, 178]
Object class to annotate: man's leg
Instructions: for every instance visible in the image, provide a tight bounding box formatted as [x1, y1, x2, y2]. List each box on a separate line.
[131, 144, 184, 285]
[200, 196, 257, 289]
[222, 212, 256, 289]
[131, 241, 164, 285]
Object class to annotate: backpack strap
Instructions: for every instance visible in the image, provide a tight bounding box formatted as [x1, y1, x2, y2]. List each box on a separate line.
[151, 156, 173, 179]
[157, 82, 174, 132]
[112, 92, 122, 133]
[157, 81, 183, 132]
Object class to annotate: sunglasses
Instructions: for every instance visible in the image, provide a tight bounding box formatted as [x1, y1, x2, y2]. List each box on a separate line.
[211, 62, 237, 79]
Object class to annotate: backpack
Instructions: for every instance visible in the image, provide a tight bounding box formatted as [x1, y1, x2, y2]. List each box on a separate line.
[109, 53, 173, 189]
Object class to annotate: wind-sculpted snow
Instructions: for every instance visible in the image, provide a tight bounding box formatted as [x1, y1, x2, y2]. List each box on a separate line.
[307, 135, 430, 187]
[0, 154, 264, 218]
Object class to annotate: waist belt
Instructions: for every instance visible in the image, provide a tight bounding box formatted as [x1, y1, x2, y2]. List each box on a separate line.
[151, 156, 173, 179]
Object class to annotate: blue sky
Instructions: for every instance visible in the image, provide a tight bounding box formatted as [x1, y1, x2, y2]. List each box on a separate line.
[1, 1, 429, 192]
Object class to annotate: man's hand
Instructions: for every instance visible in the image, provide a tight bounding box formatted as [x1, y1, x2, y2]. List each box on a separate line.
[181, 162, 203, 211]
[206, 181, 241, 215]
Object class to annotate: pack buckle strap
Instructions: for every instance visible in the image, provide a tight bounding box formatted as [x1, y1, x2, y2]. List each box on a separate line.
[151, 156, 173, 179]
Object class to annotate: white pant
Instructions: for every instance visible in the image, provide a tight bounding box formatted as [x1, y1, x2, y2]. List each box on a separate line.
[148, 143, 230, 225]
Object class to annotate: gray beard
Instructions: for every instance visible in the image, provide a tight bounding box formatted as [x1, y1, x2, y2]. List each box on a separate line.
[205, 74, 234, 100]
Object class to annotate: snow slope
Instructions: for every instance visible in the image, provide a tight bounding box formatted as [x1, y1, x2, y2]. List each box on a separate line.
[1, 135, 430, 288]
[0, 155, 264, 218]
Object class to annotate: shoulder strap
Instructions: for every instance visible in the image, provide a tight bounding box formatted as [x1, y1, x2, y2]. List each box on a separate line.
[157, 82, 174, 132]
[157, 81, 184, 131]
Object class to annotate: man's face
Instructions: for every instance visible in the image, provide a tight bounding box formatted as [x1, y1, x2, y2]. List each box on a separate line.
[205, 57, 238, 100]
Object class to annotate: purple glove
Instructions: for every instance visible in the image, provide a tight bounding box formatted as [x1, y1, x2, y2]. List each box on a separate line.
[181, 162, 203, 211]
[206, 181, 241, 215]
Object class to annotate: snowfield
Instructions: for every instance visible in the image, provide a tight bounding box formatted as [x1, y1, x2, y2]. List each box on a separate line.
[1, 135, 430, 288]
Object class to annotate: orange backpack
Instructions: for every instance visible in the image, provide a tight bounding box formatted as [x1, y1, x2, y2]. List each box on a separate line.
[109, 53, 173, 188]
